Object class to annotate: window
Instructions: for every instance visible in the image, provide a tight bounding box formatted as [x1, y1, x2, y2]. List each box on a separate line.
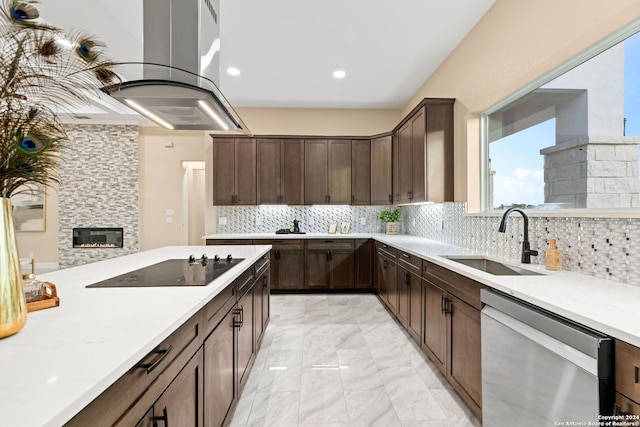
[483, 22, 640, 211]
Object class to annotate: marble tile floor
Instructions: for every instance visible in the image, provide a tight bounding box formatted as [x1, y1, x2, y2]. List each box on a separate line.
[230, 293, 482, 427]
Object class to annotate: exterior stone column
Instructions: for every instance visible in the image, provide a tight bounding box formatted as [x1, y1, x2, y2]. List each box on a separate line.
[541, 137, 640, 208]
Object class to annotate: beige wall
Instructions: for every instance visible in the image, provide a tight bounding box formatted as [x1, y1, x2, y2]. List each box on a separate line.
[139, 127, 207, 250]
[403, 0, 640, 210]
[16, 185, 59, 264]
[235, 107, 400, 136]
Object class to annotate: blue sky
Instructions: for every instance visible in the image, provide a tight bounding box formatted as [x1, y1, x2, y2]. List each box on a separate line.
[490, 30, 640, 209]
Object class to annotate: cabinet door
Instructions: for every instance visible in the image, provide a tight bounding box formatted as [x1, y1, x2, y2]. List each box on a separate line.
[354, 239, 373, 289]
[448, 295, 482, 413]
[422, 279, 447, 373]
[237, 288, 255, 391]
[351, 139, 371, 205]
[235, 138, 257, 205]
[407, 271, 422, 344]
[392, 132, 400, 204]
[281, 139, 305, 205]
[328, 139, 352, 204]
[382, 256, 398, 314]
[305, 250, 330, 288]
[204, 309, 235, 427]
[212, 138, 236, 205]
[375, 251, 388, 300]
[371, 135, 392, 205]
[154, 348, 204, 427]
[257, 139, 281, 204]
[396, 267, 409, 328]
[397, 122, 412, 204]
[275, 248, 305, 290]
[409, 107, 426, 203]
[329, 250, 354, 289]
[305, 139, 328, 204]
[254, 266, 270, 344]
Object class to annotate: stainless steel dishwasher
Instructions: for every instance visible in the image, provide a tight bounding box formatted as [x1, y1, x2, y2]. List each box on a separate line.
[481, 289, 614, 426]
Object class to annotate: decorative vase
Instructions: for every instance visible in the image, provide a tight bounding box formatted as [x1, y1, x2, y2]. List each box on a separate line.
[386, 221, 398, 235]
[0, 197, 27, 338]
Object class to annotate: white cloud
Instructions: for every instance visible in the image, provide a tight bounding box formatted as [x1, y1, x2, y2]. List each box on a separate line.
[533, 170, 544, 179]
[514, 168, 532, 179]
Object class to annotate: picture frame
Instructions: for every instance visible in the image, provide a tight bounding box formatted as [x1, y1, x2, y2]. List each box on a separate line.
[340, 221, 351, 234]
[11, 183, 45, 232]
[328, 222, 338, 234]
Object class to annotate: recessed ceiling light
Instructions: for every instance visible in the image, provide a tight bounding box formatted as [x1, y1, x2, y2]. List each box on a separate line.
[333, 70, 346, 79]
[227, 67, 240, 76]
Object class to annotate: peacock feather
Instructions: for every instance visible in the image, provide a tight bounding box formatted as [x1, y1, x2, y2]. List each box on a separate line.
[0, 0, 118, 198]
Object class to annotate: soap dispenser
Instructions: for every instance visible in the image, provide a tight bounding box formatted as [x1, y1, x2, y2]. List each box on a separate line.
[546, 239, 562, 271]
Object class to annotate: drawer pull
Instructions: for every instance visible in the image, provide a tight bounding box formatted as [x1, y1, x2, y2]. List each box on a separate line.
[140, 345, 173, 374]
[636, 366, 639, 384]
[153, 407, 168, 427]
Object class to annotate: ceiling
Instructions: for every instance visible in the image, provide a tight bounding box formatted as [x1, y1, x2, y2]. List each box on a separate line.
[35, 0, 495, 124]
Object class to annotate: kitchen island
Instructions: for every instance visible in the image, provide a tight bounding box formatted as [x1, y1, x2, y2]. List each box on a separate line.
[0, 245, 270, 427]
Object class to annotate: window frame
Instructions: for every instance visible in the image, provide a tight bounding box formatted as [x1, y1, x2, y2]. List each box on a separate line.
[480, 18, 640, 216]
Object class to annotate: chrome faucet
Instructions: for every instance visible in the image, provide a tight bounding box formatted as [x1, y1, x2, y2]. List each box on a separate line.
[498, 207, 538, 264]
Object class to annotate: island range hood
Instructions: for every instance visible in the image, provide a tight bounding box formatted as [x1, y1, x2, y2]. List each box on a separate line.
[102, 0, 247, 132]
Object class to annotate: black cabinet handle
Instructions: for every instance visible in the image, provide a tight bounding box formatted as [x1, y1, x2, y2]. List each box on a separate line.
[396, 193, 400, 202]
[233, 307, 243, 329]
[263, 275, 268, 288]
[140, 345, 173, 374]
[153, 407, 168, 427]
[351, 195, 355, 204]
[404, 272, 409, 285]
[329, 251, 333, 261]
[443, 297, 452, 315]
[389, 194, 393, 204]
[441, 295, 446, 315]
[408, 191, 413, 200]
[383, 259, 388, 269]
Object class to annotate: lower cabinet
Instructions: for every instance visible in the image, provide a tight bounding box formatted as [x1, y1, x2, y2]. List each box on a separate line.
[615, 340, 640, 415]
[66, 260, 269, 427]
[252, 239, 304, 291]
[305, 240, 355, 289]
[375, 249, 398, 314]
[422, 280, 447, 372]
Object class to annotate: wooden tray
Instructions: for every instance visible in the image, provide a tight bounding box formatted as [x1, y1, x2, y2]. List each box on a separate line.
[26, 282, 59, 312]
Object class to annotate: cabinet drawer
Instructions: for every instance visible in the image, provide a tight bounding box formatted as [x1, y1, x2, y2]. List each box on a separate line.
[422, 260, 485, 310]
[237, 267, 255, 298]
[376, 241, 398, 259]
[254, 252, 270, 275]
[67, 312, 202, 427]
[206, 239, 253, 245]
[616, 340, 640, 404]
[254, 239, 304, 250]
[306, 239, 355, 250]
[203, 283, 237, 337]
[398, 251, 421, 276]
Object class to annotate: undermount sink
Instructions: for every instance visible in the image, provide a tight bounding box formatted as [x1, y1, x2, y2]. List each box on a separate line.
[441, 256, 544, 276]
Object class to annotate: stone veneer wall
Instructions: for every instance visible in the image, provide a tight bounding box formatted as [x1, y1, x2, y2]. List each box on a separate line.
[214, 202, 640, 285]
[401, 202, 640, 285]
[58, 125, 139, 268]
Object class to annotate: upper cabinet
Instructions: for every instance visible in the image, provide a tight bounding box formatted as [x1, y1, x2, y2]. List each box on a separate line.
[371, 135, 392, 205]
[393, 99, 454, 204]
[212, 138, 256, 205]
[305, 139, 352, 204]
[257, 138, 304, 205]
[351, 139, 371, 205]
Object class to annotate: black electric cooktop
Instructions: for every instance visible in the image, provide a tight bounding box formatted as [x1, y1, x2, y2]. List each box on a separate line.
[86, 255, 245, 288]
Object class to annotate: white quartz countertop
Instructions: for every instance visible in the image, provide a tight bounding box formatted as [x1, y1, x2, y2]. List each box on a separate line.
[206, 232, 640, 348]
[0, 245, 270, 427]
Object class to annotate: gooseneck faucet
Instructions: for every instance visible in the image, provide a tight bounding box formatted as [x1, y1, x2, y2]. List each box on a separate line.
[498, 207, 538, 264]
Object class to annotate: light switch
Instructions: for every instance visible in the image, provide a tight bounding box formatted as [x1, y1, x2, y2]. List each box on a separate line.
[219, 217, 227, 225]
[256, 217, 263, 225]
[166, 209, 174, 216]
[360, 217, 366, 226]
[166, 216, 173, 223]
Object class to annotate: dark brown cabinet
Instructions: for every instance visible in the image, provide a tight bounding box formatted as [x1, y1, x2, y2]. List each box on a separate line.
[422, 259, 484, 419]
[203, 308, 235, 427]
[354, 239, 374, 289]
[615, 340, 640, 415]
[257, 138, 304, 205]
[212, 138, 256, 205]
[153, 349, 204, 427]
[371, 135, 393, 205]
[393, 99, 454, 204]
[253, 239, 305, 291]
[305, 240, 354, 289]
[254, 259, 270, 346]
[236, 285, 254, 392]
[351, 139, 371, 205]
[305, 139, 352, 204]
[375, 245, 398, 314]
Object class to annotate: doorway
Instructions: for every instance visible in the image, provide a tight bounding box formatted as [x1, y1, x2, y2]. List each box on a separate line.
[182, 161, 206, 245]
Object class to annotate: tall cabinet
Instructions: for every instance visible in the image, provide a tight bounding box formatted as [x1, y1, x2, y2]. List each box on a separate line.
[371, 135, 393, 205]
[212, 138, 256, 205]
[393, 99, 454, 204]
[305, 139, 352, 204]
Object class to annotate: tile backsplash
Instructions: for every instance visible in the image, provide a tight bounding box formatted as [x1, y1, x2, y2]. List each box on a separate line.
[217, 202, 640, 285]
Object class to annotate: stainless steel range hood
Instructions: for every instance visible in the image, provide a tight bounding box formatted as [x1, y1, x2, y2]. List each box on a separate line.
[102, 0, 247, 132]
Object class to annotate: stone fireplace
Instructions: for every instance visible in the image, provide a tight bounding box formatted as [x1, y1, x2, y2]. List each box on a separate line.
[73, 228, 124, 248]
